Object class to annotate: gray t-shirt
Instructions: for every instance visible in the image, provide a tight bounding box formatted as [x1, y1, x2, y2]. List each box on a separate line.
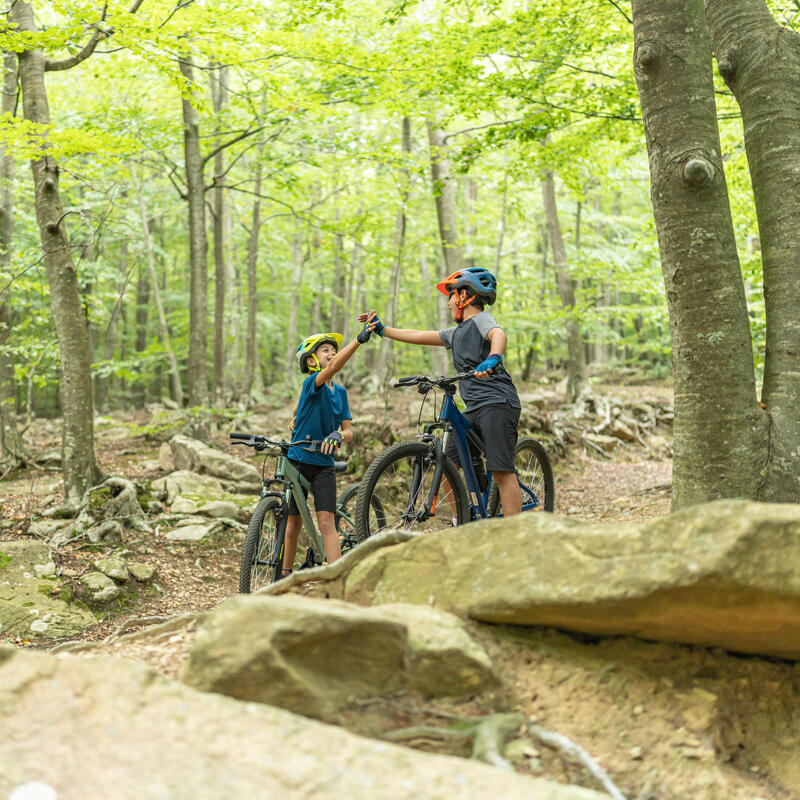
[439, 310, 521, 411]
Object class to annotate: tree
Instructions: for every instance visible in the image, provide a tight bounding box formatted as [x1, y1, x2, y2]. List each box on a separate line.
[631, 0, 800, 507]
[12, 0, 103, 502]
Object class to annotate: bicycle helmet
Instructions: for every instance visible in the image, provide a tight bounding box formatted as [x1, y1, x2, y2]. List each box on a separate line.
[436, 267, 497, 305]
[296, 332, 343, 374]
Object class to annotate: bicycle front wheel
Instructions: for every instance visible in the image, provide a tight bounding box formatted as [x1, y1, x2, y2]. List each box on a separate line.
[354, 440, 469, 542]
[239, 496, 286, 593]
[488, 437, 555, 516]
[336, 483, 385, 555]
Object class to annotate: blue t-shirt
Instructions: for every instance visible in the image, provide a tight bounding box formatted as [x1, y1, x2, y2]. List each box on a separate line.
[291, 374, 352, 466]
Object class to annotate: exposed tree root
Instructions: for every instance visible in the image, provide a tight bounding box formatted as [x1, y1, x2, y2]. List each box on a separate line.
[529, 723, 627, 800]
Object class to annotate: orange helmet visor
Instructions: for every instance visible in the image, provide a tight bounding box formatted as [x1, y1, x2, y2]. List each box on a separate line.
[435, 271, 463, 296]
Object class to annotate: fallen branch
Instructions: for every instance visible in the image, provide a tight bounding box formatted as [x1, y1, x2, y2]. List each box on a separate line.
[529, 723, 627, 800]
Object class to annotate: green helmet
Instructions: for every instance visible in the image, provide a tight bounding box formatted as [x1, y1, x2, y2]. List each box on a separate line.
[296, 332, 343, 373]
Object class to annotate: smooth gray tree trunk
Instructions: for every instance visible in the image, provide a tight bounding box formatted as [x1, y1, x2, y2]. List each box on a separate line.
[179, 56, 209, 408]
[244, 156, 264, 397]
[0, 51, 21, 467]
[705, 0, 800, 501]
[284, 233, 304, 374]
[632, 0, 768, 508]
[133, 169, 184, 407]
[427, 121, 463, 274]
[541, 172, 589, 404]
[13, 2, 102, 501]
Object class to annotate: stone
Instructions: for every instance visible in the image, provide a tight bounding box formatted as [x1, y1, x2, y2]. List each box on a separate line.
[93, 556, 129, 582]
[33, 562, 57, 579]
[342, 500, 800, 660]
[197, 500, 240, 519]
[80, 572, 121, 604]
[0, 648, 604, 800]
[152, 471, 225, 505]
[165, 523, 215, 542]
[128, 563, 155, 582]
[158, 441, 175, 472]
[84, 519, 124, 545]
[181, 594, 497, 718]
[171, 496, 199, 514]
[169, 435, 260, 491]
[0, 541, 95, 637]
[26, 519, 73, 540]
[75, 477, 149, 537]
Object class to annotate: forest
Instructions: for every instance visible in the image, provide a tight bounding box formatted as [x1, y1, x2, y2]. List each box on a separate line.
[1, 0, 797, 508]
[4, 2, 800, 798]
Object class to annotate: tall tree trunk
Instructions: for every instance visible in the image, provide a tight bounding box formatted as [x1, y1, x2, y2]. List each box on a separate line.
[179, 56, 208, 408]
[244, 156, 264, 397]
[94, 248, 127, 413]
[632, 0, 768, 508]
[427, 120, 463, 274]
[380, 117, 412, 388]
[133, 253, 150, 409]
[541, 172, 589, 404]
[705, 0, 800, 501]
[13, 2, 101, 501]
[464, 176, 478, 268]
[132, 167, 184, 407]
[284, 233, 304, 373]
[210, 63, 232, 403]
[0, 51, 21, 466]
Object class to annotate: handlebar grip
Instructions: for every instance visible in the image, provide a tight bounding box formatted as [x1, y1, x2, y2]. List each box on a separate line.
[230, 432, 251, 440]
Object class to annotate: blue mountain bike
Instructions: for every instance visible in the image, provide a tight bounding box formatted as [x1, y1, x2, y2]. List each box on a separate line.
[353, 372, 554, 541]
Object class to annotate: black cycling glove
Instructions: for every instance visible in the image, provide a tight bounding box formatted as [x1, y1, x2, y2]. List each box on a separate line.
[323, 431, 343, 449]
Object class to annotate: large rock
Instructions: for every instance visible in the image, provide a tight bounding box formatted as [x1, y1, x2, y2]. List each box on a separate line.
[0, 541, 95, 638]
[181, 594, 497, 718]
[152, 470, 226, 505]
[343, 500, 800, 659]
[75, 477, 150, 541]
[169, 434, 260, 492]
[0, 647, 603, 800]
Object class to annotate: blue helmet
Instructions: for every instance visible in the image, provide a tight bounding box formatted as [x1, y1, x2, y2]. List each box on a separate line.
[436, 268, 497, 305]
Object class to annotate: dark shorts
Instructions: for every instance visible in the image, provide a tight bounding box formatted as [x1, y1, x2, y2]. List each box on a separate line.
[286, 460, 337, 514]
[446, 403, 520, 474]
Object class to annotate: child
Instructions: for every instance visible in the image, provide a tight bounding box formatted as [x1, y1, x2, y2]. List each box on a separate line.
[283, 326, 371, 576]
[360, 267, 522, 516]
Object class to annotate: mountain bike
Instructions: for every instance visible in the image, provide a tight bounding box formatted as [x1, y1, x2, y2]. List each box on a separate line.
[353, 372, 554, 541]
[230, 432, 385, 592]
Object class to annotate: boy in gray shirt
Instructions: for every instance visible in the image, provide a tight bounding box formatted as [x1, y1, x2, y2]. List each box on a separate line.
[359, 267, 522, 516]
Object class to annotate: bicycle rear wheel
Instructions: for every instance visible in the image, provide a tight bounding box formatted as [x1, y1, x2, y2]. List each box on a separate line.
[336, 483, 385, 554]
[488, 437, 554, 515]
[354, 440, 469, 542]
[239, 496, 286, 593]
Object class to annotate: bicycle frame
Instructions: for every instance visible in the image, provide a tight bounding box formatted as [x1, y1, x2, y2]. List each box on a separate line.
[433, 393, 493, 520]
[425, 389, 541, 518]
[264, 451, 327, 563]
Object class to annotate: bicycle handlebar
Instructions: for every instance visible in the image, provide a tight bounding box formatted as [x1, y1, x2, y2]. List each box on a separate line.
[229, 433, 325, 452]
[393, 371, 474, 390]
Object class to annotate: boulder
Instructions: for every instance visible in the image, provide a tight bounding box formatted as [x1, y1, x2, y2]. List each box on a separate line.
[151, 470, 225, 505]
[128, 563, 155, 582]
[0, 541, 95, 637]
[158, 441, 175, 472]
[343, 500, 800, 660]
[75, 477, 149, 540]
[171, 496, 199, 514]
[181, 594, 497, 718]
[0, 648, 603, 800]
[165, 523, 217, 542]
[80, 572, 121, 604]
[25, 519, 73, 541]
[169, 435, 260, 491]
[92, 556, 129, 582]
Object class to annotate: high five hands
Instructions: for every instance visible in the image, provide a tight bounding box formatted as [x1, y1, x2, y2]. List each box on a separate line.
[357, 310, 385, 337]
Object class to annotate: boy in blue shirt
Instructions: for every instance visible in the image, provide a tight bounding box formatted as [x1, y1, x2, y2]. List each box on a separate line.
[282, 328, 369, 575]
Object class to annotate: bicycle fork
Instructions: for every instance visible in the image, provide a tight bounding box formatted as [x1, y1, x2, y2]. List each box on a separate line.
[404, 440, 447, 524]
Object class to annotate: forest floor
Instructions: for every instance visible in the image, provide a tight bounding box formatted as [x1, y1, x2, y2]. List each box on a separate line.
[5, 375, 793, 800]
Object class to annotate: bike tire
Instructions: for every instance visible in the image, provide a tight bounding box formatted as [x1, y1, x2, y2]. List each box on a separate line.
[239, 496, 286, 593]
[488, 436, 555, 516]
[354, 440, 469, 542]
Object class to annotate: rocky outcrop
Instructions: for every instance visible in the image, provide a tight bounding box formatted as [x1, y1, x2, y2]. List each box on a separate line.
[0, 647, 605, 800]
[169, 434, 260, 492]
[181, 594, 497, 718]
[337, 500, 800, 659]
[0, 541, 95, 638]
